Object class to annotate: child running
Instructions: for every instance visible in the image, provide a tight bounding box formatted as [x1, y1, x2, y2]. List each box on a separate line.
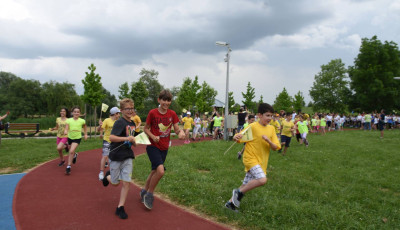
[295, 115, 311, 147]
[237, 114, 255, 160]
[212, 112, 224, 139]
[225, 103, 281, 212]
[142, 90, 185, 210]
[192, 113, 202, 141]
[181, 111, 194, 144]
[101, 98, 136, 219]
[280, 113, 295, 156]
[201, 114, 209, 139]
[51, 107, 70, 166]
[320, 114, 326, 135]
[63, 106, 87, 175]
[98, 107, 120, 180]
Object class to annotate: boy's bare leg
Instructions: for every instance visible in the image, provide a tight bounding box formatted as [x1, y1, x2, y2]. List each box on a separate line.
[146, 165, 165, 193]
[118, 181, 131, 207]
[144, 170, 156, 191]
[237, 177, 267, 194]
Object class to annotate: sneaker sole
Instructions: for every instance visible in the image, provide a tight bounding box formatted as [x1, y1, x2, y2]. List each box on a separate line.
[232, 190, 240, 208]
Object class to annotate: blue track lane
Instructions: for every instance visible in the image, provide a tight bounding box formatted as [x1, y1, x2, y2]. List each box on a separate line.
[0, 173, 26, 230]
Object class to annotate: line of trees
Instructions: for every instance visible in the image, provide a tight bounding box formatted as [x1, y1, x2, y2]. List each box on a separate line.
[1, 35, 398, 122]
[310, 35, 400, 113]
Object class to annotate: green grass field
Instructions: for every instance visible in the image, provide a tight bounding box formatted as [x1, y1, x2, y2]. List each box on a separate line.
[1, 130, 399, 229]
[0, 137, 102, 173]
[132, 130, 400, 229]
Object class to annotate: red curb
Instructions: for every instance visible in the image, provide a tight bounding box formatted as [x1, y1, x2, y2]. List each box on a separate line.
[13, 137, 230, 230]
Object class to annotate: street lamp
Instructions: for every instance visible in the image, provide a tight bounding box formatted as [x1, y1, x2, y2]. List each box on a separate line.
[216, 41, 232, 141]
[394, 77, 400, 80]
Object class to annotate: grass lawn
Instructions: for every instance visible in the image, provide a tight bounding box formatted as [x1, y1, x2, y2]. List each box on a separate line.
[133, 130, 400, 229]
[0, 137, 102, 174]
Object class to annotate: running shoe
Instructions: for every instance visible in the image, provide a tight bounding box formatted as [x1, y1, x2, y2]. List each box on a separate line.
[143, 193, 154, 210]
[105, 162, 109, 168]
[98, 171, 104, 180]
[225, 201, 238, 212]
[102, 171, 110, 187]
[65, 167, 71, 175]
[231, 189, 244, 208]
[72, 152, 78, 164]
[140, 189, 147, 203]
[58, 160, 65, 167]
[115, 206, 128, 219]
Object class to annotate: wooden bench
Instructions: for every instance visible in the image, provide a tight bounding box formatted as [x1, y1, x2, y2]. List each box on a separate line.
[4, 123, 40, 138]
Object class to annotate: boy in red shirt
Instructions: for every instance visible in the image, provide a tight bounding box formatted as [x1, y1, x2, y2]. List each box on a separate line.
[142, 90, 185, 210]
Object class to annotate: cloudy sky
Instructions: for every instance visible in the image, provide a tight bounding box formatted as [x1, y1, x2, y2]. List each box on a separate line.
[1, 0, 399, 105]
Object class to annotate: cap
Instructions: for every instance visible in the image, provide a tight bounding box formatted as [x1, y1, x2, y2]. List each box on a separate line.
[187, 111, 191, 115]
[110, 107, 120, 115]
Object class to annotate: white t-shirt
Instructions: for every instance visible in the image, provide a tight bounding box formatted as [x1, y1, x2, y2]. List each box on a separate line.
[326, 115, 332, 121]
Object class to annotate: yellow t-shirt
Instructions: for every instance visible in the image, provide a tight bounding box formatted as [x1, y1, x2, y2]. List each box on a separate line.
[131, 115, 141, 132]
[101, 118, 116, 143]
[182, 117, 194, 129]
[239, 122, 281, 175]
[269, 120, 281, 134]
[56, 117, 68, 138]
[281, 120, 294, 137]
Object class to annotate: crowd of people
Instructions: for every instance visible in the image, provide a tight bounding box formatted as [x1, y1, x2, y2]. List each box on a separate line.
[47, 92, 395, 217]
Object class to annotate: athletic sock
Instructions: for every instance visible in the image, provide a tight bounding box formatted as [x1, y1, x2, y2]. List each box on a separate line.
[67, 165, 71, 168]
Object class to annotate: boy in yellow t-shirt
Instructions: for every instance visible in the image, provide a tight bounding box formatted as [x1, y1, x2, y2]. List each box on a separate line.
[181, 112, 194, 144]
[131, 110, 142, 136]
[98, 107, 120, 180]
[225, 103, 281, 212]
[269, 115, 281, 139]
[279, 113, 295, 156]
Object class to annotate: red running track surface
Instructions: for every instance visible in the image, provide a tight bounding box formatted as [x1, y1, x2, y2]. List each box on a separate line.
[13, 138, 229, 230]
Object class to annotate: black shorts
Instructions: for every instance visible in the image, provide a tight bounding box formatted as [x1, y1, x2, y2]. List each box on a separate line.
[68, 138, 81, 145]
[281, 135, 292, 147]
[134, 131, 141, 137]
[146, 145, 168, 170]
[378, 121, 385, 131]
[327, 121, 332, 127]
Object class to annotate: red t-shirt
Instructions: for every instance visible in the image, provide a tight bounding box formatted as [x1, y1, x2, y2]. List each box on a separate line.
[146, 108, 179, 150]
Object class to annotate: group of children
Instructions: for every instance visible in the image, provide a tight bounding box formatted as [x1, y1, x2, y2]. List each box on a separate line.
[52, 98, 394, 219]
[180, 110, 225, 143]
[52, 90, 186, 219]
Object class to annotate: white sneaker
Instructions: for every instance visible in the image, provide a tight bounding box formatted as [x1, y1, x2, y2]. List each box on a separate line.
[98, 171, 104, 180]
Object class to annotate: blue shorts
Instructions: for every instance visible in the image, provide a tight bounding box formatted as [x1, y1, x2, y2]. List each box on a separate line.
[281, 135, 292, 147]
[146, 145, 168, 170]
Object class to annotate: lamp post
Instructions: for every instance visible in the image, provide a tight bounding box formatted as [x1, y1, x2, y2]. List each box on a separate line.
[216, 41, 231, 141]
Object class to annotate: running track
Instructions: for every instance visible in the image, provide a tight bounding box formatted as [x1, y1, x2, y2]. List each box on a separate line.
[12, 138, 230, 230]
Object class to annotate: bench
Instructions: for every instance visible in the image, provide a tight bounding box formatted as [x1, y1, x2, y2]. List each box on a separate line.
[4, 123, 40, 138]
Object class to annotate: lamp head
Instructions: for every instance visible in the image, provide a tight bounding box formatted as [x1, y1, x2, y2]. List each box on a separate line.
[216, 41, 228, 46]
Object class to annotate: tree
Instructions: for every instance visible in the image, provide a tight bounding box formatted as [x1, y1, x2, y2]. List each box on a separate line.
[273, 87, 293, 112]
[42, 81, 82, 115]
[176, 76, 201, 111]
[81, 64, 104, 137]
[195, 81, 217, 113]
[293, 91, 305, 112]
[96, 87, 118, 117]
[309, 59, 350, 113]
[130, 80, 148, 111]
[139, 68, 164, 111]
[258, 95, 264, 104]
[118, 82, 130, 100]
[349, 36, 400, 111]
[8, 78, 42, 118]
[241, 82, 256, 112]
[228, 92, 235, 110]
